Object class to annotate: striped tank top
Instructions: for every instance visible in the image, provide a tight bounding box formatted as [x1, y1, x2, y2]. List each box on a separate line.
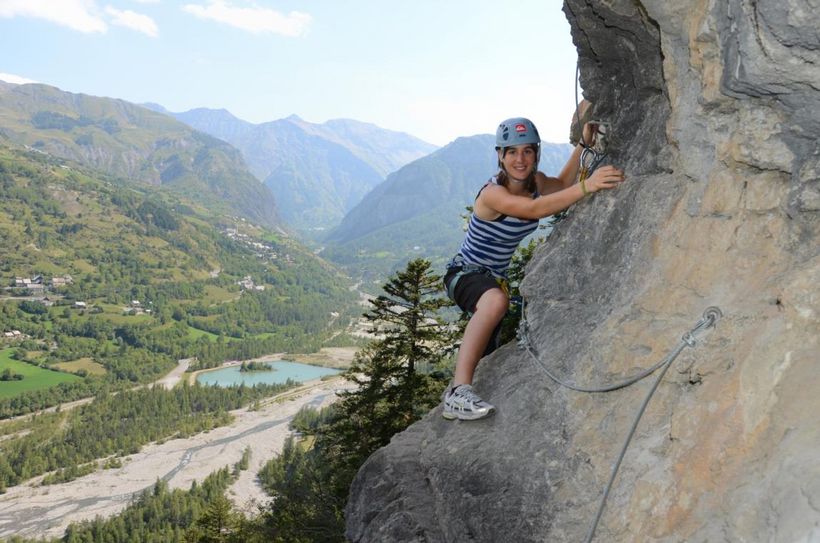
[455, 177, 540, 278]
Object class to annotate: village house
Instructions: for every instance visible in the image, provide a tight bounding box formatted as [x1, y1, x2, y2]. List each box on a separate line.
[15, 275, 43, 287]
[27, 283, 45, 293]
[237, 275, 255, 290]
[50, 275, 74, 287]
[126, 300, 152, 314]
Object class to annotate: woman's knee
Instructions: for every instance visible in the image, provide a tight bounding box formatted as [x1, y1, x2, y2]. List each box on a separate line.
[476, 288, 508, 319]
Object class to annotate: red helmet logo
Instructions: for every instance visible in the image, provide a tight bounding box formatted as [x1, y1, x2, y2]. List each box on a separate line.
[515, 123, 527, 133]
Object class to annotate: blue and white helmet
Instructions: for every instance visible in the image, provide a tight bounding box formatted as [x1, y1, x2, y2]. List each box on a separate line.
[496, 117, 541, 165]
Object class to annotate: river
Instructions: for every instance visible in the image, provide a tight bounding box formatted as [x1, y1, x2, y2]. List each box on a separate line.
[0, 378, 353, 540]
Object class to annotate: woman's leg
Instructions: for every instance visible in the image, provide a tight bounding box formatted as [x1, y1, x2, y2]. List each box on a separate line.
[453, 287, 509, 386]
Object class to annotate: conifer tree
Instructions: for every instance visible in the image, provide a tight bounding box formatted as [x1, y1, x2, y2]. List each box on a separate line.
[258, 259, 455, 542]
[188, 494, 238, 543]
[324, 258, 454, 477]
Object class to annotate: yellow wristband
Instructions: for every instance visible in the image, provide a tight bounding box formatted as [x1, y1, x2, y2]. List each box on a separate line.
[580, 178, 589, 196]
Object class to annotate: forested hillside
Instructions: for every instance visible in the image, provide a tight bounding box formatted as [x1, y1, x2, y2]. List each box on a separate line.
[0, 144, 356, 418]
[0, 82, 282, 229]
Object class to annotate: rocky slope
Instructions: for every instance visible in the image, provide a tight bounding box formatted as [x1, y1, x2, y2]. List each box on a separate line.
[345, 1, 820, 542]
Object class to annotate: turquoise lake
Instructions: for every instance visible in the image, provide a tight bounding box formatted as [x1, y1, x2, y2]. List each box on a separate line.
[196, 361, 341, 387]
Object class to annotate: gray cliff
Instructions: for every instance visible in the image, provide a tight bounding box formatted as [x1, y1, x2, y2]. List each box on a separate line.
[345, 0, 820, 541]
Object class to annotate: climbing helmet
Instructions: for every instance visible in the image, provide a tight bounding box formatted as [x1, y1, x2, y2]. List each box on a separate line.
[496, 117, 541, 165]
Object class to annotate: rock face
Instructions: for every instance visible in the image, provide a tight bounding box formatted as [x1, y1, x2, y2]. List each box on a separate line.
[345, 1, 819, 542]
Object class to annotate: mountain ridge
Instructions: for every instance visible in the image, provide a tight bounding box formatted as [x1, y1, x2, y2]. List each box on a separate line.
[0, 83, 283, 230]
[157, 106, 438, 232]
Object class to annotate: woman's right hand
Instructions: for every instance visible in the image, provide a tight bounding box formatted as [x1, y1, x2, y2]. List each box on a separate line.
[585, 165, 625, 192]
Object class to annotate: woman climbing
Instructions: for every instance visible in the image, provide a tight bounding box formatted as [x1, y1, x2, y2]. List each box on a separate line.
[442, 111, 625, 420]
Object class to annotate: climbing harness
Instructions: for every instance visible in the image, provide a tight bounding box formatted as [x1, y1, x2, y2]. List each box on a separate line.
[445, 259, 509, 307]
[517, 302, 723, 542]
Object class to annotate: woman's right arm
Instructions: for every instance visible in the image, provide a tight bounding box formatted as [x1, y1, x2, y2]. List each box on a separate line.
[479, 165, 625, 220]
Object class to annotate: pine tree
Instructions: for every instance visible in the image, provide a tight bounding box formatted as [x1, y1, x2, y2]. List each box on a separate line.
[325, 258, 454, 476]
[257, 436, 342, 542]
[189, 494, 237, 543]
[257, 259, 455, 542]
[252, 260, 457, 542]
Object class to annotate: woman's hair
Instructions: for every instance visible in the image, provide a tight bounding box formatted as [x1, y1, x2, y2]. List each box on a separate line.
[496, 144, 538, 194]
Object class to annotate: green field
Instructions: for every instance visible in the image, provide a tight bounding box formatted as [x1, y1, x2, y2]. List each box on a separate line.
[0, 348, 82, 399]
[203, 285, 239, 304]
[92, 304, 154, 324]
[53, 357, 108, 376]
[187, 325, 219, 341]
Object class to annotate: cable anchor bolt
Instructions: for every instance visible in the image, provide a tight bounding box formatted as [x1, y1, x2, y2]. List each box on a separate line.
[682, 306, 723, 347]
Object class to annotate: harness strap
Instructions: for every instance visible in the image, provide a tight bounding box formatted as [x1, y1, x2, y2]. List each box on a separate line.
[446, 268, 467, 301]
[445, 262, 510, 306]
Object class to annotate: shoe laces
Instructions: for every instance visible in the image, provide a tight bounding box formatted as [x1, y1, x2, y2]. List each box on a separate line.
[451, 385, 483, 405]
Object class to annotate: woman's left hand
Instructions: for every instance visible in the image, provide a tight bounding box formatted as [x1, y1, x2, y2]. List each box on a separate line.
[585, 165, 625, 193]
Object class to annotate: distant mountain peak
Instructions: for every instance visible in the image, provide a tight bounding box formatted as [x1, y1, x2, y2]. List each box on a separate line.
[169, 108, 440, 234]
[141, 102, 170, 114]
[143, 104, 247, 124]
[189, 107, 237, 117]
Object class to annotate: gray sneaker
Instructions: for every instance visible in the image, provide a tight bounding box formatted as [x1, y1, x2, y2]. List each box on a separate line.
[443, 384, 495, 420]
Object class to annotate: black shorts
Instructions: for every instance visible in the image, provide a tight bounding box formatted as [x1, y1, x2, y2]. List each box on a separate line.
[443, 268, 503, 314]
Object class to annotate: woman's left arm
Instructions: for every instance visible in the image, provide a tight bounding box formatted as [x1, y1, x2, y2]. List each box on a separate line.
[536, 144, 584, 195]
[536, 118, 597, 195]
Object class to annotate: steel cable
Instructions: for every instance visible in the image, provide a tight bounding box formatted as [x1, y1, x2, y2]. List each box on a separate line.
[516, 302, 722, 541]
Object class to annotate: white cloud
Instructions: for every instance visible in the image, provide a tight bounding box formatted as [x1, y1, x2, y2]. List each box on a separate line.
[182, 1, 311, 37]
[0, 72, 40, 85]
[0, 0, 107, 33]
[105, 6, 158, 37]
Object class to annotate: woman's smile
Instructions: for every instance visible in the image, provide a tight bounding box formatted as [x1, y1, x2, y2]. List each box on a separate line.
[500, 144, 536, 181]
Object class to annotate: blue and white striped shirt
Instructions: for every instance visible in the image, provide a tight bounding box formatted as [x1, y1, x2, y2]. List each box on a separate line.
[455, 178, 539, 278]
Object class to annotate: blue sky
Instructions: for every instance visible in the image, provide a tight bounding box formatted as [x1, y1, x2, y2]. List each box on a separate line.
[0, 1, 579, 146]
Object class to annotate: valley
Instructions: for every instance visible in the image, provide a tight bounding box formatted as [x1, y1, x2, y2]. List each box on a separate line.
[0, 374, 354, 540]
[0, 75, 571, 542]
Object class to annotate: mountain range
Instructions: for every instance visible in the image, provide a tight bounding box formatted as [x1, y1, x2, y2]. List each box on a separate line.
[145, 105, 437, 233]
[0, 79, 574, 285]
[0, 81, 282, 230]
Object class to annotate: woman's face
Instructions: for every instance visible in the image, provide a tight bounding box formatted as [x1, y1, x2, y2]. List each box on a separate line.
[499, 144, 536, 181]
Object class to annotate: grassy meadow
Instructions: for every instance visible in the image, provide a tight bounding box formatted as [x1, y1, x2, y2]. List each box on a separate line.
[0, 347, 81, 399]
